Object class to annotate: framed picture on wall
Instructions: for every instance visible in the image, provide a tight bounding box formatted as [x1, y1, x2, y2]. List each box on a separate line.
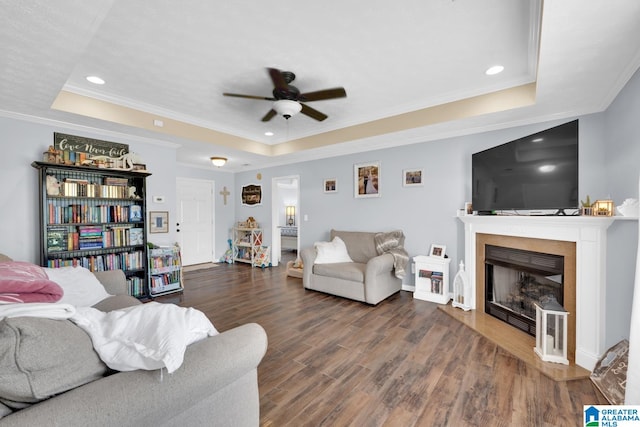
[324, 178, 337, 193]
[149, 211, 169, 233]
[241, 184, 262, 206]
[403, 168, 423, 187]
[354, 161, 380, 198]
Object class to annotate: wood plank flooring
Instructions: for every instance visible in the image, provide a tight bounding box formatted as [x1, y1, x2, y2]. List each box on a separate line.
[157, 258, 607, 426]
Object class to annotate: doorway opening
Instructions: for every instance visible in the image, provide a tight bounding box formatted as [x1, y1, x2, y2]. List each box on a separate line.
[271, 175, 300, 267]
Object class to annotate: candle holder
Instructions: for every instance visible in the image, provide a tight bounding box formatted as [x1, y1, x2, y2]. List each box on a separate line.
[534, 295, 569, 365]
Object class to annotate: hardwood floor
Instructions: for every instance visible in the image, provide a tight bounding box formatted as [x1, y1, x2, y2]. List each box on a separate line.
[158, 257, 606, 426]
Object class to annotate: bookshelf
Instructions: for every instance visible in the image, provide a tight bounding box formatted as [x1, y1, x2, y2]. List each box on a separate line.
[232, 227, 263, 265]
[413, 255, 451, 304]
[148, 245, 183, 296]
[32, 161, 151, 299]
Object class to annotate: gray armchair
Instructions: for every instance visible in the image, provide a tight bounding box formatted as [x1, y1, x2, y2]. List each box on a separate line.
[301, 229, 403, 305]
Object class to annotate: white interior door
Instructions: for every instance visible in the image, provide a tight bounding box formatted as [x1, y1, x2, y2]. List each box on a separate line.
[176, 178, 214, 266]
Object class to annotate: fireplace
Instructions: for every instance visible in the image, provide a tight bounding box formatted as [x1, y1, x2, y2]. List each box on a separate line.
[460, 215, 615, 370]
[484, 245, 564, 336]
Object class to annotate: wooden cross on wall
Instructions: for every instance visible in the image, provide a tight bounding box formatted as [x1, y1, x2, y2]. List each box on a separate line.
[219, 186, 230, 205]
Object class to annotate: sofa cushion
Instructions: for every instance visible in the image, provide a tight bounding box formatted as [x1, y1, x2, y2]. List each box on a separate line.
[0, 317, 108, 408]
[314, 236, 354, 264]
[331, 230, 378, 263]
[44, 266, 111, 307]
[313, 262, 366, 282]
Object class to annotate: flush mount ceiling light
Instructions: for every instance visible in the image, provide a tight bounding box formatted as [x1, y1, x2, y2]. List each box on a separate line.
[272, 99, 302, 120]
[86, 75, 105, 85]
[485, 65, 504, 75]
[210, 156, 227, 167]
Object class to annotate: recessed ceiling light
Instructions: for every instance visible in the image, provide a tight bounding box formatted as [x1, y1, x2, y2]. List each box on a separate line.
[532, 137, 544, 143]
[265, 131, 274, 136]
[539, 164, 556, 173]
[485, 65, 504, 76]
[86, 75, 105, 85]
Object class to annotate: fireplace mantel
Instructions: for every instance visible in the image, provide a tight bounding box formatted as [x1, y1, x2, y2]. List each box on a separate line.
[459, 215, 615, 370]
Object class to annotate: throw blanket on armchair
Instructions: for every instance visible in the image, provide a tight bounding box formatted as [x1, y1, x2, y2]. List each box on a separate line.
[374, 230, 409, 279]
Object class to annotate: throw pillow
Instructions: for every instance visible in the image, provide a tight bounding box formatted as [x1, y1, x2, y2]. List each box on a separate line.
[0, 261, 63, 303]
[0, 317, 108, 408]
[314, 236, 354, 264]
[44, 266, 111, 307]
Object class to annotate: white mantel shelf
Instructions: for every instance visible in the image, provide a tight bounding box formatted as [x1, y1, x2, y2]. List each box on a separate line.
[458, 214, 636, 371]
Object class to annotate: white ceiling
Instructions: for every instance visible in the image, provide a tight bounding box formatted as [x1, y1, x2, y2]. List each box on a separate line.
[2, 1, 640, 171]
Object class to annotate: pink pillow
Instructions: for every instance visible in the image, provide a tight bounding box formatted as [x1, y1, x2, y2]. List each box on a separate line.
[0, 261, 63, 303]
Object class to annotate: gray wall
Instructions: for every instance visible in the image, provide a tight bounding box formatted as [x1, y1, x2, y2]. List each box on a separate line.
[603, 66, 640, 346]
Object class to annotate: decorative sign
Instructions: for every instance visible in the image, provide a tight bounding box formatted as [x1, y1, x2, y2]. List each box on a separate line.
[54, 133, 129, 159]
[241, 184, 262, 206]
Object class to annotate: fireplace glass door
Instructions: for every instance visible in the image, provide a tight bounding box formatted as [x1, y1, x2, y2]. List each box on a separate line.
[484, 245, 564, 336]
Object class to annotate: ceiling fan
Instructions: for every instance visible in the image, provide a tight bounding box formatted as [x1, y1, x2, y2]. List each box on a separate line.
[223, 68, 347, 122]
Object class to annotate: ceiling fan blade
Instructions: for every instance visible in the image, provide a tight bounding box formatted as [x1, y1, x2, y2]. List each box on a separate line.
[261, 109, 277, 122]
[300, 103, 328, 121]
[223, 93, 275, 101]
[300, 87, 347, 102]
[267, 68, 288, 91]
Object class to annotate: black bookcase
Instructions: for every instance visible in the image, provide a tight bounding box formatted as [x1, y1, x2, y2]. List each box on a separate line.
[32, 161, 151, 299]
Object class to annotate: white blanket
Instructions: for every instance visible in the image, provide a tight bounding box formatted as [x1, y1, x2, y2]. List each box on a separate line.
[70, 302, 218, 374]
[0, 302, 76, 320]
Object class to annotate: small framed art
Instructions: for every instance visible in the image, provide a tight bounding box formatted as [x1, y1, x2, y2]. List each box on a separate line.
[324, 178, 337, 193]
[403, 168, 423, 187]
[354, 161, 380, 198]
[149, 211, 169, 233]
[241, 184, 262, 206]
[429, 244, 446, 258]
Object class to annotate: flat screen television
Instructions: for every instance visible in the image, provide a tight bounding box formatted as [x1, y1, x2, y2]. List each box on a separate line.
[472, 120, 579, 215]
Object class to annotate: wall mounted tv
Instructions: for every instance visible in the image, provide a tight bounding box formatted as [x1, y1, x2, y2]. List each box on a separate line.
[472, 120, 578, 215]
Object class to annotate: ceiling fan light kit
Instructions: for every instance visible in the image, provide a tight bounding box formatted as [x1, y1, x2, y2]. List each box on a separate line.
[273, 99, 302, 119]
[210, 156, 227, 167]
[223, 68, 347, 122]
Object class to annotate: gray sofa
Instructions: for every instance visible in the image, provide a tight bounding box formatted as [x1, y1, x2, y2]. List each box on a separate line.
[301, 230, 403, 305]
[0, 256, 268, 427]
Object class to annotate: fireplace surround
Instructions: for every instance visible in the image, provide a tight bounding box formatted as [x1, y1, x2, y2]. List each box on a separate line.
[459, 215, 614, 370]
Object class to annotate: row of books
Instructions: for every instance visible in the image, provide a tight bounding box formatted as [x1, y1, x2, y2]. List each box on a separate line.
[47, 203, 142, 224]
[47, 226, 144, 252]
[418, 269, 445, 294]
[56, 180, 133, 199]
[430, 272, 444, 294]
[127, 276, 147, 298]
[149, 251, 181, 274]
[46, 250, 145, 272]
[150, 272, 182, 294]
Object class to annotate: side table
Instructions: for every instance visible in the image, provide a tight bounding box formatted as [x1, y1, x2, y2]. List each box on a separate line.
[413, 255, 451, 304]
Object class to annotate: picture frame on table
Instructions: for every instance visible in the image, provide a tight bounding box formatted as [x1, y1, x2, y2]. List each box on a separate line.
[149, 211, 169, 233]
[354, 161, 380, 198]
[403, 168, 423, 187]
[429, 244, 446, 258]
[324, 178, 337, 193]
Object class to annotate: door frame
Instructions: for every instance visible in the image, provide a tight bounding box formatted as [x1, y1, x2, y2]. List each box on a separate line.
[271, 175, 300, 267]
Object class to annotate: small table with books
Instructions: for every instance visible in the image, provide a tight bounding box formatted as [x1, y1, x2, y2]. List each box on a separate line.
[413, 255, 451, 304]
